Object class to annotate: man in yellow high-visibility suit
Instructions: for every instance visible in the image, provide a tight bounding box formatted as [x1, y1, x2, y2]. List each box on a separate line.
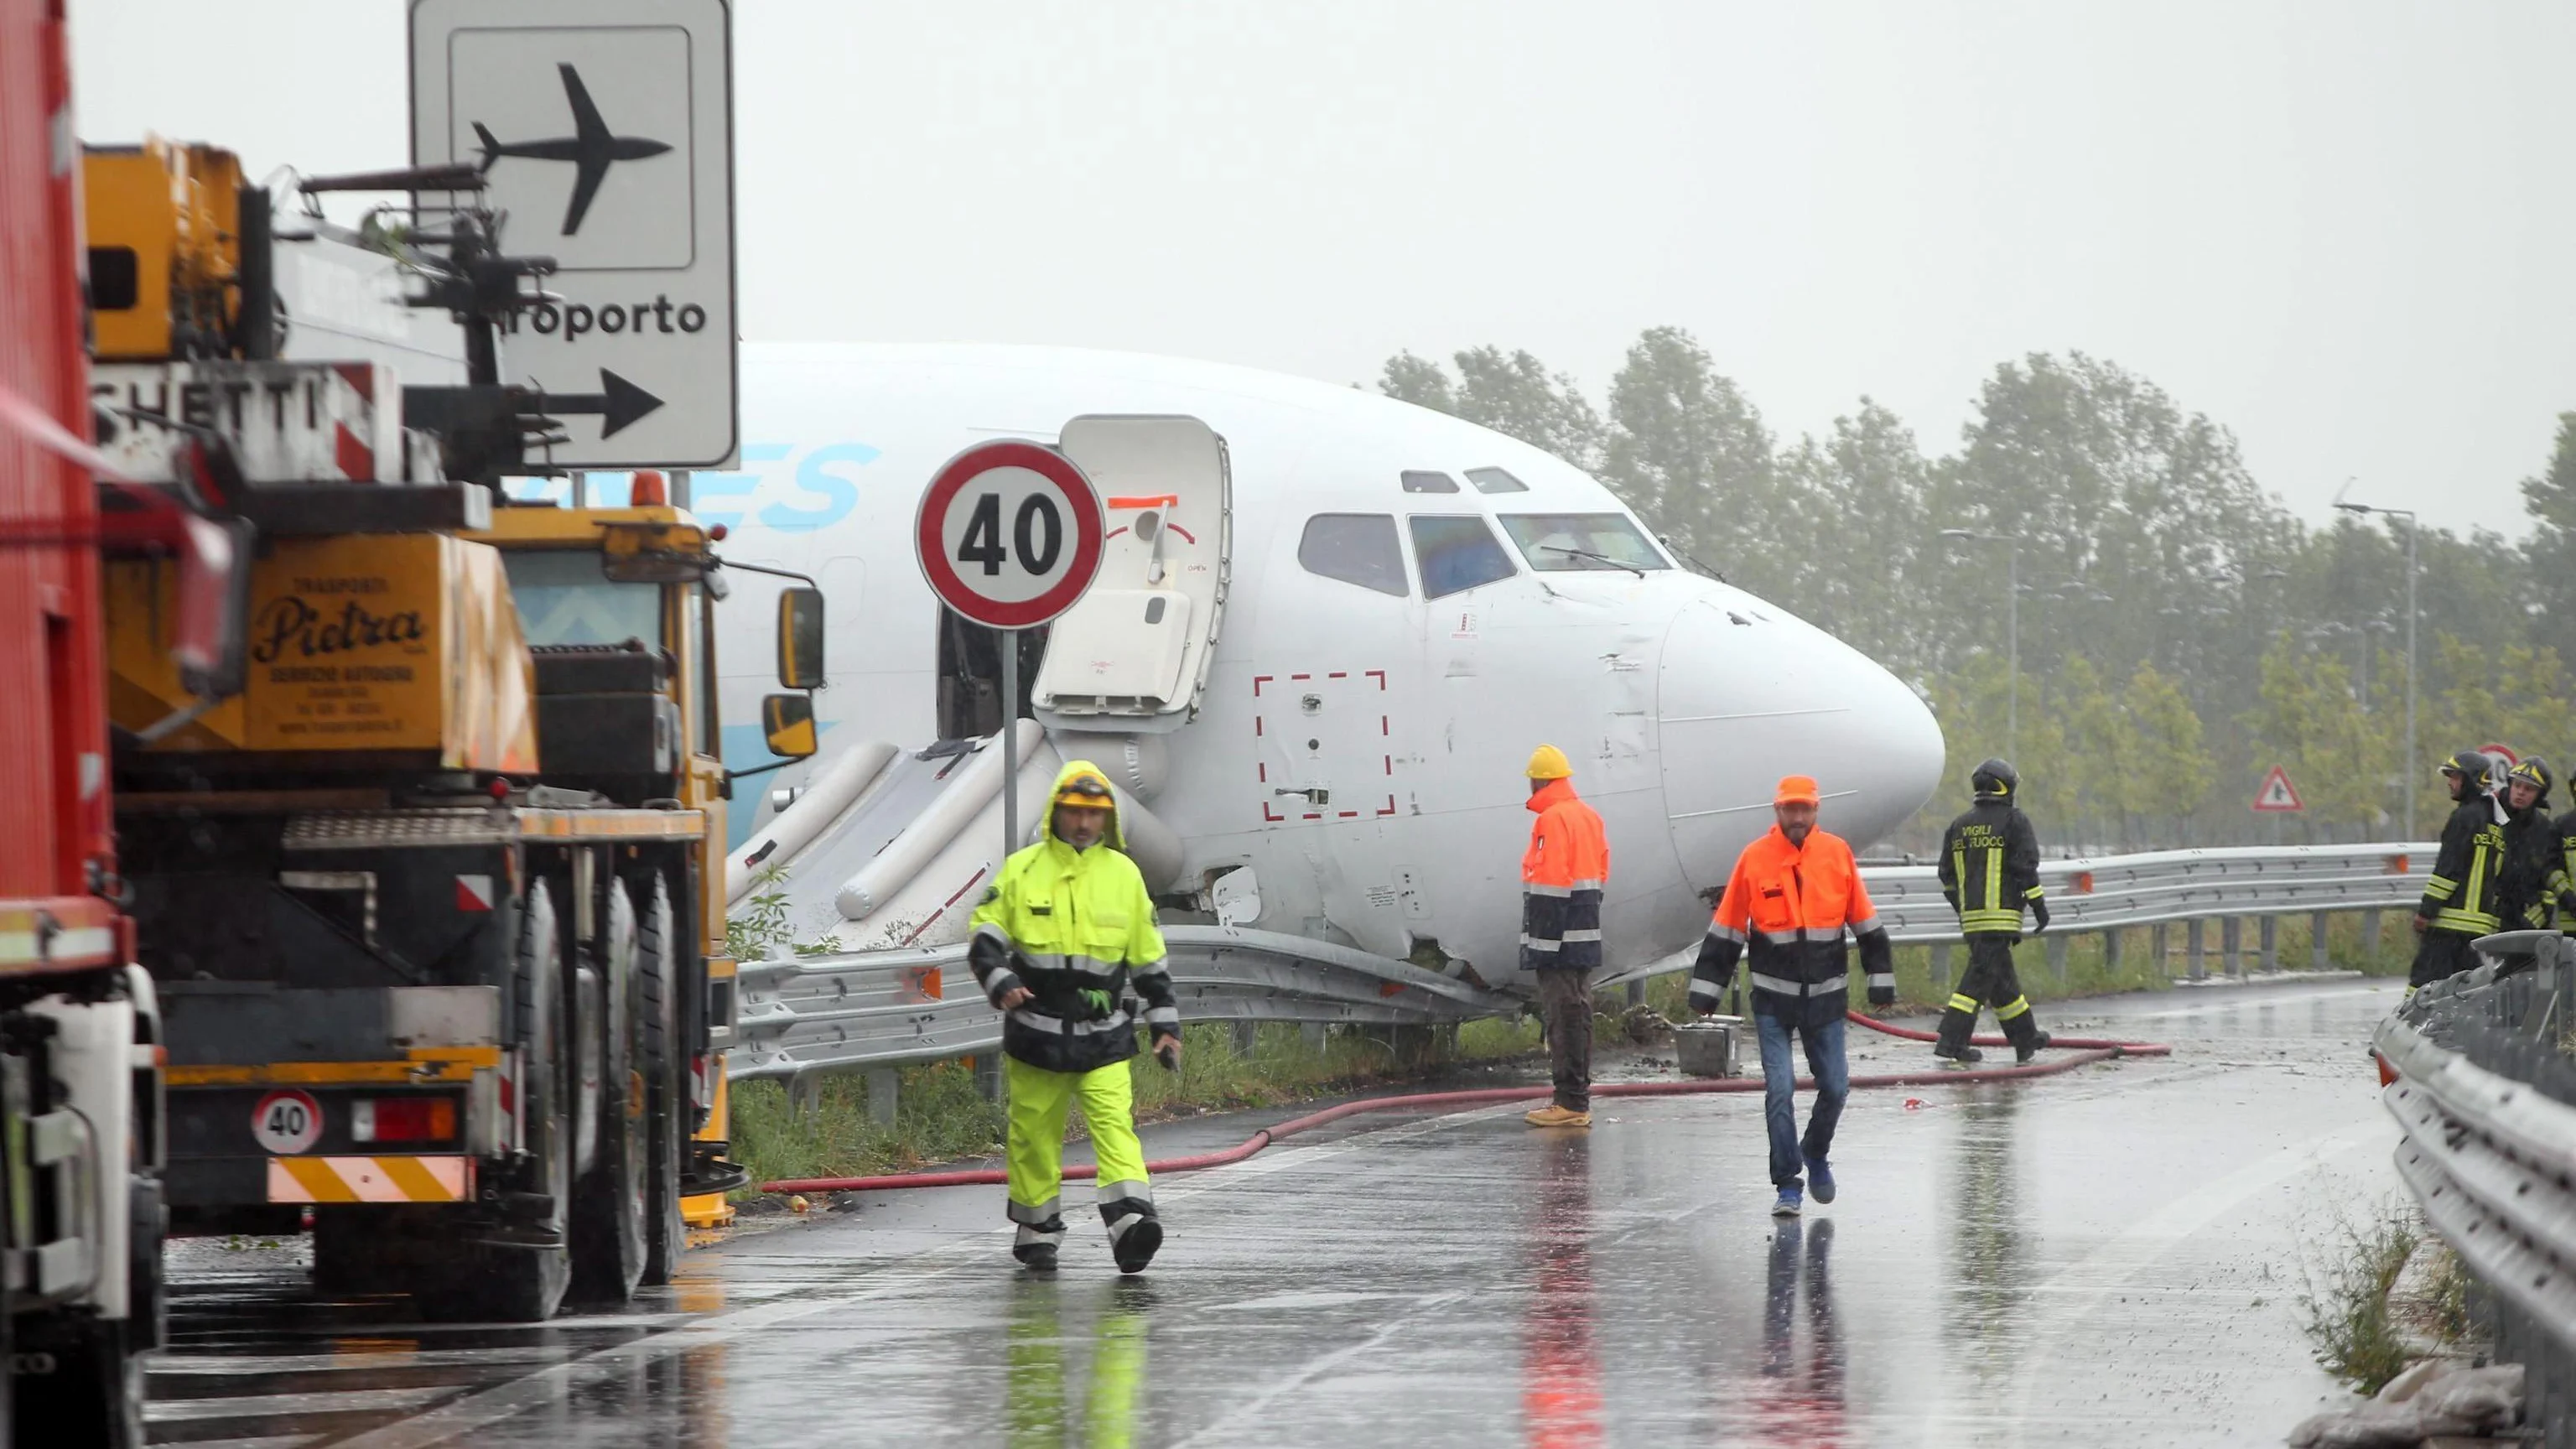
[969, 761, 1182, 1274]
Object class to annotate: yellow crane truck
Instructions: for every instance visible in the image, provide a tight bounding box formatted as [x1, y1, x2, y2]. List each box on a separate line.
[88, 137, 818, 1321]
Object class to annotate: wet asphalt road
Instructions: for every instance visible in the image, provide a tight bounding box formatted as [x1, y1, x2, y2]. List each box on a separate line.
[149, 976, 2402, 1448]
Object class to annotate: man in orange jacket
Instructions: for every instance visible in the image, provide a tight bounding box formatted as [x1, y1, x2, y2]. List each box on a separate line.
[1521, 745, 1610, 1128]
[1690, 775, 1896, 1215]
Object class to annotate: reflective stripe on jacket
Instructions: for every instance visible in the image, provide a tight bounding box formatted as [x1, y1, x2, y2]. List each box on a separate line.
[1689, 824, 1893, 1023]
[1521, 777, 1610, 972]
[967, 759, 1178, 1074]
[2419, 797, 2506, 938]
[1937, 801, 2043, 937]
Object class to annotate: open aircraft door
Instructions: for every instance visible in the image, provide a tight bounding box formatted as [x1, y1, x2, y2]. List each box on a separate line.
[1032, 415, 1232, 733]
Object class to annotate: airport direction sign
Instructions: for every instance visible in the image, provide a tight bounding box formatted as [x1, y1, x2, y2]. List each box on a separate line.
[2252, 765, 2304, 813]
[409, 0, 736, 469]
[915, 440, 1105, 630]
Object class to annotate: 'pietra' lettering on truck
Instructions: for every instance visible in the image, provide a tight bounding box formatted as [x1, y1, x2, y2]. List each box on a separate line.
[227, 534, 539, 770]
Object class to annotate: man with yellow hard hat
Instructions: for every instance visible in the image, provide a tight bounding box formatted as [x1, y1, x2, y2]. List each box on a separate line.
[968, 760, 1182, 1274]
[1521, 744, 1610, 1128]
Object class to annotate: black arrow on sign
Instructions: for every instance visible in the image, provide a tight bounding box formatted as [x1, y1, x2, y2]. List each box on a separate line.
[533, 369, 664, 439]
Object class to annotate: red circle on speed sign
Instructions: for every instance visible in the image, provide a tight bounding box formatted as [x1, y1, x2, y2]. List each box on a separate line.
[251, 1088, 323, 1155]
[915, 440, 1105, 629]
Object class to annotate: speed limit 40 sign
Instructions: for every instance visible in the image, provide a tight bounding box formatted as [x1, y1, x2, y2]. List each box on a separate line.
[252, 1088, 323, 1155]
[915, 440, 1105, 629]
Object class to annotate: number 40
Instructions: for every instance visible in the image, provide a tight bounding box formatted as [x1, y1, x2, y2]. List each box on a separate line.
[957, 492, 1063, 577]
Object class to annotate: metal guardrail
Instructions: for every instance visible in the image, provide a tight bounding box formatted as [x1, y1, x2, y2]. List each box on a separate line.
[730, 925, 1517, 1083]
[1866, 842, 2432, 942]
[733, 841, 2436, 1083]
[2377, 931, 2576, 1447]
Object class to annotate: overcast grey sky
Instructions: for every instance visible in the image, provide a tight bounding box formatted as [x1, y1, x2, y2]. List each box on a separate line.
[70, 1, 2576, 536]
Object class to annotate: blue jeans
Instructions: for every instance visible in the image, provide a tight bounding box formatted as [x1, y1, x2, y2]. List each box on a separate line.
[1756, 1013, 1850, 1187]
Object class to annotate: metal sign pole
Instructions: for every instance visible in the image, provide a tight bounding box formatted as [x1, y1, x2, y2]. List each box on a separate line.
[1000, 628, 1020, 856]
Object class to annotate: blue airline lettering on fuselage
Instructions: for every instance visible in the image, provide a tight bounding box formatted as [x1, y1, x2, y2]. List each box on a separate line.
[688, 444, 787, 530]
[761, 443, 878, 531]
[688, 442, 877, 532]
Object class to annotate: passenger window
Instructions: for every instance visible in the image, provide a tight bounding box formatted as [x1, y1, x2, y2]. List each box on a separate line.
[1400, 470, 1459, 494]
[1298, 514, 1409, 596]
[1409, 516, 1518, 599]
[1466, 466, 1529, 495]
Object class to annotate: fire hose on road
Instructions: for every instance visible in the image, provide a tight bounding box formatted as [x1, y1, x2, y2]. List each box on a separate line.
[756, 1010, 2174, 1197]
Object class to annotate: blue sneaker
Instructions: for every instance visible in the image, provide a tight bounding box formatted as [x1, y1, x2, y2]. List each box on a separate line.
[1804, 1153, 1836, 1204]
[1772, 1186, 1803, 1218]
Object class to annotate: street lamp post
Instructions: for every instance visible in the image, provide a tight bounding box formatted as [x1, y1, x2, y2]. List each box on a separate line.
[2334, 496, 2420, 839]
[1940, 528, 2019, 762]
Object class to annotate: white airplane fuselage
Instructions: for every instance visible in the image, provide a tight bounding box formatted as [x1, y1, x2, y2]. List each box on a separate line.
[680, 342, 1942, 987]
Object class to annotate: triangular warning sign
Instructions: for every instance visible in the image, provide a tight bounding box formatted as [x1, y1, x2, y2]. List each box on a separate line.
[2252, 766, 2303, 813]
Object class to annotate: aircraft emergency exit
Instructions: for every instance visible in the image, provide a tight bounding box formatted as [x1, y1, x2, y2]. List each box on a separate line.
[657, 342, 1944, 990]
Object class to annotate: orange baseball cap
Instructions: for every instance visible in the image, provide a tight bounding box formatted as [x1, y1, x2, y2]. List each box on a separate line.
[1774, 775, 1821, 807]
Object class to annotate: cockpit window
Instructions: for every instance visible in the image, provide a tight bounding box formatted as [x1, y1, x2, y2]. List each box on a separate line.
[1466, 466, 1529, 494]
[1400, 470, 1459, 494]
[1410, 516, 1518, 599]
[1299, 514, 1409, 596]
[1499, 513, 1673, 573]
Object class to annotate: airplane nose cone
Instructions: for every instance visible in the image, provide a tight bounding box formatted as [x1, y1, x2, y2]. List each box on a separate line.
[1658, 594, 1944, 893]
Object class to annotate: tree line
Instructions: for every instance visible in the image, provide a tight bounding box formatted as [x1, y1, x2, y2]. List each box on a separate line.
[1377, 331, 2576, 852]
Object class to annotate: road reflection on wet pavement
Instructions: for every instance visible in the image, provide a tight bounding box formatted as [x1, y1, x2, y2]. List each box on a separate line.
[149, 978, 2401, 1447]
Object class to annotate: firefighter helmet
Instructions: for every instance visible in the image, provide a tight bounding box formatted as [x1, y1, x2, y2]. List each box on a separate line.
[2510, 756, 2554, 804]
[1971, 758, 2018, 800]
[2443, 750, 2501, 793]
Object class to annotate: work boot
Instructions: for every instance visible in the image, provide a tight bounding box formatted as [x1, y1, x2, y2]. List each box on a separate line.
[1932, 1042, 1983, 1067]
[1108, 1208, 1164, 1275]
[1802, 1151, 1836, 1204]
[2013, 1029, 2053, 1066]
[1932, 997, 1981, 1065]
[1014, 1216, 1065, 1272]
[1772, 1185, 1803, 1218]
[1524, 1104, 1592, 1129]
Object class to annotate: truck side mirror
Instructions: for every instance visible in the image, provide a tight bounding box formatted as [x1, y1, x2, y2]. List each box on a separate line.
[777, 586, 825, 688]
[761, 693, 818, 759]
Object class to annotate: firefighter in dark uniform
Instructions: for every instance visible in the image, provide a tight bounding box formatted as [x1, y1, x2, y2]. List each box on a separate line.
[1932, 759, 2053, 1065]
[2412, 750, 2508, 991]
[2555, 777, 2576, 933]
[2500, 757, 2556, 931]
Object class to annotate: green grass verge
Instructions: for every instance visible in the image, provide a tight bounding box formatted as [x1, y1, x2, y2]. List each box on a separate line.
[2299, 1199, 2426, 1394]
[731, 1015, 1540, 1197]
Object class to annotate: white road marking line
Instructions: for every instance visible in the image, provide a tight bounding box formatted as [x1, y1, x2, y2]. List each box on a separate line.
[152, 1346, 579, 1376]
[335, 1100, 1524, 1449]
[1996, 1118, 2388, 1449]
[145, 1384, 455, 1422]
[1170, 1291, 1473, 1449]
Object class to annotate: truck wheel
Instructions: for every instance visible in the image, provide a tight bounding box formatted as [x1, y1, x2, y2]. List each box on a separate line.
[418, 881, 571, 1323]
[570, 878, 647, 1303]
[10, 1316, 143, 1449]
[129, 1171, 166, 1353]
[635, 872, 688, 1285]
